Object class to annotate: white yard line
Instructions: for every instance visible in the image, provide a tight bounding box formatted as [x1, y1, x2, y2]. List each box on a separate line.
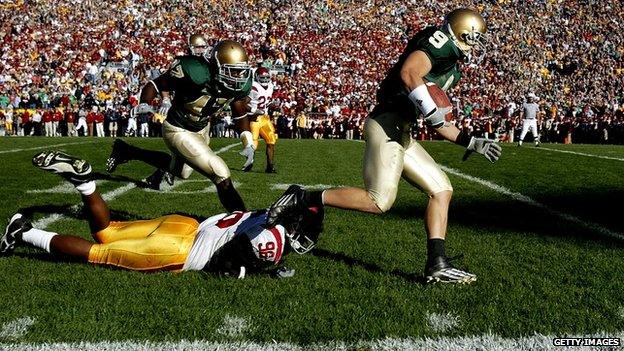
[534, 146, 624, 162]
[32, 142, 239, 229]
[143, 180, 242, 194]
[0, 317, 35, 340]
[0, 140, 96, 154]
[1, 332, 623, 351]
[28, 180, 108, 194]
[440, 165, 624, 241]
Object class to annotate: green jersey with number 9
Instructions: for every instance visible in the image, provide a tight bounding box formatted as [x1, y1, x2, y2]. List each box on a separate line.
[376, 26, 464, 114]
[153, 56, 252, 132]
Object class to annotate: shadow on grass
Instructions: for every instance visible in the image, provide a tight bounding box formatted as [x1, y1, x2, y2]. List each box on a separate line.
[17, 204, 141, 222]
[311, 248, 427, 285]
[91, 172, 153, 189]
[386, 189, 624, 248]
[18, 203, 206, 224]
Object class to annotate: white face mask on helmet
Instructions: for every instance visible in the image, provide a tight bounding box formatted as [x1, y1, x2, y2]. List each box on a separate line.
[284, 206, 324, 255]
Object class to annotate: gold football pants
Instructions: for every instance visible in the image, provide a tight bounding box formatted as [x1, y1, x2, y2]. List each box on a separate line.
[88, 215, 199, 272]
[364, 111, 453, 213]
[163, 120, 231, 184]
[250, 115, 278, 148]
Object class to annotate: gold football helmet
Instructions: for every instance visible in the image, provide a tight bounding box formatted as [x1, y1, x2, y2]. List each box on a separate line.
[188, 34, 208, 56]
[444, 8, 487, 62]
[207, 40, 252, 92]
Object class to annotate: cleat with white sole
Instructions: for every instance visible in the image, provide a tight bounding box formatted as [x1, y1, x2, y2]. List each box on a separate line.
[32, 151, 92, 185]
[425, 256, 476, 284]
[1, 213, 31, 256]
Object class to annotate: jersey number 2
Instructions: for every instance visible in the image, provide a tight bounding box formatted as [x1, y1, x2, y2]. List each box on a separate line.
[257, 96, 267, 110]
[429, 31, 449, 49]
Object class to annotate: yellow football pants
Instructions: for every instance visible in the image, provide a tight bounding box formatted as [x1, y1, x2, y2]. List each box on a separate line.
[250, 115, 278, 149]
[88, 215, 199, 272]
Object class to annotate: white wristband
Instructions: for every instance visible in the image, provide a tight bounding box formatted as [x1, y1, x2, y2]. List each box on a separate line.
[408, 84, 437, 116]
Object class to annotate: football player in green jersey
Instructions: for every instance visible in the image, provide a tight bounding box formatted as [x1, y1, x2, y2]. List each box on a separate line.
[268, 9, 502, 284]
[152, 34, 211, 135]
[106, 40, 253, 212]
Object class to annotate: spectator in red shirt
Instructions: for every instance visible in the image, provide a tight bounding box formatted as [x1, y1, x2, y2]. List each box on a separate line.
[53, 109, 63, 137]
[42, 110, 53, 137]
[94, 107, 105, 137]
[86, 109, 96, 137]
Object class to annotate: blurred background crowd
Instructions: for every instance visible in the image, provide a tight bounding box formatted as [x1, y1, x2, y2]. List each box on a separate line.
[0, 0, 622, 143]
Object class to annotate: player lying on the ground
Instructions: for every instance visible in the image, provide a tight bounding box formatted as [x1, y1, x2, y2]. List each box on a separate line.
[0, 151, 323, 277]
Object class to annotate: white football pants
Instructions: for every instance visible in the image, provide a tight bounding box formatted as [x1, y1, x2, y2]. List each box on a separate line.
[519, 119, 539, 142]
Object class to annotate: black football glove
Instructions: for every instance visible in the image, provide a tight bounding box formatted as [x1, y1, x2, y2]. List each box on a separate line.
[267, 185, 307, 227]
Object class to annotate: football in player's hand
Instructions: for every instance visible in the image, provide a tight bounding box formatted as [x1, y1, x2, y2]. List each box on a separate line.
[426, 82, 454, 121]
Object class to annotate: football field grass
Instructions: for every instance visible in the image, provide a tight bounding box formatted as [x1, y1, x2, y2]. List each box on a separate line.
[0, 137, 623, 350]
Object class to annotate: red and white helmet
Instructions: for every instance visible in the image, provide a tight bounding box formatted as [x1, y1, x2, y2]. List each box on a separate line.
[254, 67, 271, 89]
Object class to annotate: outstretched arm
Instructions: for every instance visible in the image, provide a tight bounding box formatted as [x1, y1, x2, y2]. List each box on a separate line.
[134, 70, 177, 116]
[231, 96, 251, 132]
[401, 51, 501, 162]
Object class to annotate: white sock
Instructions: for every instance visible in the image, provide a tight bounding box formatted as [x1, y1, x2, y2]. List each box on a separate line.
[75, 181, 96, 196]
[21, 228, 58, 253]
[240, 131, 255, 149]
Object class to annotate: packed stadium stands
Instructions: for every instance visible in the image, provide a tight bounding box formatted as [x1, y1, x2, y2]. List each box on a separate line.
[0, 0, 622, 143]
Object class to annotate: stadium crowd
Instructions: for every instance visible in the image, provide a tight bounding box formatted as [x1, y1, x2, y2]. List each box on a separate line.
[0, 0, 622, 143]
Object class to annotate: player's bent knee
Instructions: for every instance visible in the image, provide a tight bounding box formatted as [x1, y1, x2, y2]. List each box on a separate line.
[429, 189, 453, 203]
[425, 179, 453, 197]
[367, 189, 396, 214]
[216, 177, 231, 188]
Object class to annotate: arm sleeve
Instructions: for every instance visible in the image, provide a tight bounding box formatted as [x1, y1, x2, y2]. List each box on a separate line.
[152, 60, 187, 93]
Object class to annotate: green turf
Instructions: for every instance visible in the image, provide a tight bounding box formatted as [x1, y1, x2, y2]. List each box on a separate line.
[0, 137, 623, 344]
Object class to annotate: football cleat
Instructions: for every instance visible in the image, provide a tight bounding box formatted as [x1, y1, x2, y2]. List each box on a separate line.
[266, 185, 306, 227]
[265, 165, 277, 174]
[242, 162, 253, 172]
[1, 214, 31, 256]
[106, 139, 129, 173]
[239, 145, 255, 172]
[33, 151, 92, 184]
[163, 171, 175, 186]
[144, 169, 167, 190]
[425, 256, 476, 284]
